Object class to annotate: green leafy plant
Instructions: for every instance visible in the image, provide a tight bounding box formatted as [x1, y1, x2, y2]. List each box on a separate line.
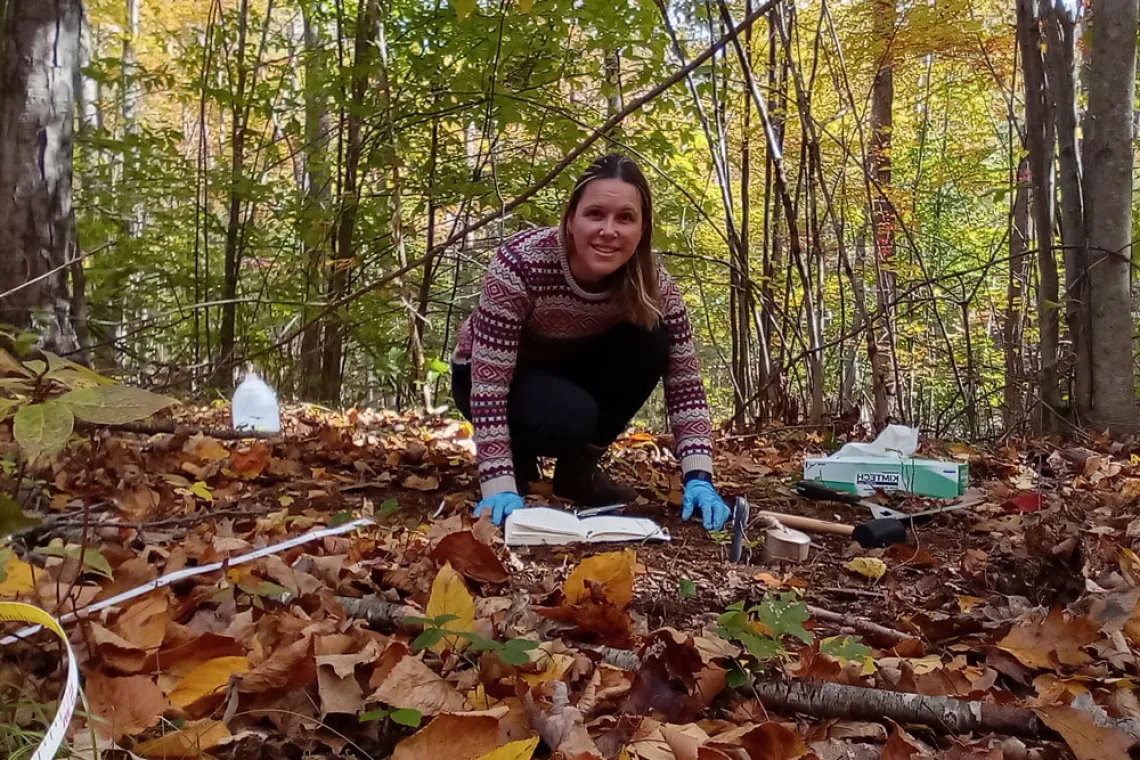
[0, 330, 176, 463]
[403, 613, 540, 666]
[819, 636, 873, 663]
[716, 593, 814, 662]
[32, 544, 114, 580]
[715, 594, 871, 687]
[357, 707, 422, 727]
[678, 577, 696, 598]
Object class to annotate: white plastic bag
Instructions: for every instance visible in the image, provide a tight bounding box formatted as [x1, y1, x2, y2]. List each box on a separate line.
[232, 372, 281, 433]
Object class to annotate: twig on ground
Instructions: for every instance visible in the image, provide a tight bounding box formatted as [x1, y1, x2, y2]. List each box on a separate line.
[335, 596, 421, 631]
[10, 506, 283, 545]
[79, 420, 279, 440]
[805, 605, 913, 646]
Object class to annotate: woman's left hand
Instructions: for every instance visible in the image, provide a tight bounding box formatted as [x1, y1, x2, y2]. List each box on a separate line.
[681, 479, 731, 531]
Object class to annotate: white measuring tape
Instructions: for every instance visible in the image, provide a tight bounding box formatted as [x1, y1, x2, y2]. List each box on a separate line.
[0, 516, 375, 757]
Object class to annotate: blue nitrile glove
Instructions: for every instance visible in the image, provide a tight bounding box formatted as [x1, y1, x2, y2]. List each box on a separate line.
[474, 491, 524, 526]
[681, 479, 731, 531]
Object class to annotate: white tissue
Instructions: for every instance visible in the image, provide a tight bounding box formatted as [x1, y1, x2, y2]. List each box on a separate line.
[830, 424, 918, 460]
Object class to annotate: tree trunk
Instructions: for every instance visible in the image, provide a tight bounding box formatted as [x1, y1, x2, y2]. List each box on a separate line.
[654, 0, 748, 427]
[299, 0, 331, 400]
[121, 0, 142, 238]
[320, 0, 376, 403]
[1084, 0, 1139, 432]
[1004, 158, 1032, 432]
[1042, 2, 1089, 422]
[212, 0, 251, 388]
[1016, 0, 1062, 432]
[868, 0, 896, 426]
[604, 48, 623, 117]
[0, 0, 82, 353]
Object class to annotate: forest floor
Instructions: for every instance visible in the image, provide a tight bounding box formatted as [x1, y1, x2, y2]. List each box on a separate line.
[2, 406, 1140, 760]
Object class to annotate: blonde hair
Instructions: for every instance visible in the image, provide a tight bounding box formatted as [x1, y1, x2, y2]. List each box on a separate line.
[560, 154, 662, 329]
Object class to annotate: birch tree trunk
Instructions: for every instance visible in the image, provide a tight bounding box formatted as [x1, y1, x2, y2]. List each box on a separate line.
[0, 0, 82, 353]
[1084, 0, 1139, 432]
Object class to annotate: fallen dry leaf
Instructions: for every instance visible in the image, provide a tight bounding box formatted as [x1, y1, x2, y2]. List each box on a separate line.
[317, 663, 366, 715]
[370, 651, 467, 715]
[168, 656, 250, 707]
[231, 442, 271, 479]
[537, 586, 635, 648]
[998, 606, 1100, 669]
[85, 672, 168, 741]
[1033, 705, 1138, 760]
[708, 721, 808, 760]
[238, 635, 316, 694]
[0, 554, 36, 597]
[660, 722, 709, 760]
[474, 736, 540, 760]
[845, 557, 887, 580]
[115, 594, 170, 651]
[429, 530, 509, 583]
[89, 622, 148, 674]
[563, 549, 636, 608]
[880, 723, 934, 759]
[424, 561, 475, 653]
[392, 712, 502, 760]
[523, 680, 602, 760]
[403, 473, 441, 491]
[133, 718, 231, 757]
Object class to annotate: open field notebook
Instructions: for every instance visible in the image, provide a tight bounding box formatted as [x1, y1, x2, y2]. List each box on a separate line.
[504, 507, 671, 546]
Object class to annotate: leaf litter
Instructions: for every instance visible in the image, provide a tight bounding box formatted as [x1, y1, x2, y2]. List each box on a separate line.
[1, 409, 1140, 759]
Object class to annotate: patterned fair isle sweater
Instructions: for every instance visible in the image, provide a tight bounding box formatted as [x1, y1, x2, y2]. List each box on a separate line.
[453, 226, 714, 498]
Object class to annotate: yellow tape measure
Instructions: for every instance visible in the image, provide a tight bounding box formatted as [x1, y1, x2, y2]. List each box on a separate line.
[0, 602, 80, 760]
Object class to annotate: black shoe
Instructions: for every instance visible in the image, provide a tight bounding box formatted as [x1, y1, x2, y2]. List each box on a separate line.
[552, 444, 638, 507]
[514, 451, 540, 495]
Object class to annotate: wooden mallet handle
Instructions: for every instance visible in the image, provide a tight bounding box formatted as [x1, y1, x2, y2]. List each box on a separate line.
[757, 511, 855, 537]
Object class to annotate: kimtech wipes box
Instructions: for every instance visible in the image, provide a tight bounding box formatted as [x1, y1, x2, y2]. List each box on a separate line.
[802, 425, 968, 499]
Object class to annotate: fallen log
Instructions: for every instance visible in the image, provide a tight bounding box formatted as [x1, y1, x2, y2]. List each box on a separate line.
[744, 678, 1040, 738]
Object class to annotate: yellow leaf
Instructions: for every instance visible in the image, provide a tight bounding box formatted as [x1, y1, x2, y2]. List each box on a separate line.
[465, 684, 500, 710]
[563, 549, 636, 608]
[844, 557, 887, 580]
[957, 595, 984, 613]
[190, 481, 213, 501]
[452, 0, 476, 20]
[520, 652, 573, 686]
[475, 736, 540, 760]
[424, 562, 474, 653]
[192, 436, 230, 461]
[133, 719, 230, 757]
[518, 0, 533, 12]
[0, 555, 36, 597]
[168, 656, 249, 706]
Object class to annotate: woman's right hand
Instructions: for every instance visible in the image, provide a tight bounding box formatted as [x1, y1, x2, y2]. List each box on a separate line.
[474, 492, 524, 526]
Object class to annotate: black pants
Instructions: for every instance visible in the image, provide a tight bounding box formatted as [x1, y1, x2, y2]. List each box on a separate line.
[452, 323, 670, 459]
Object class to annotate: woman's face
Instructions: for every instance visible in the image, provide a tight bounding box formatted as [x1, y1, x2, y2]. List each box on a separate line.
[567, 178, 643, 286]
